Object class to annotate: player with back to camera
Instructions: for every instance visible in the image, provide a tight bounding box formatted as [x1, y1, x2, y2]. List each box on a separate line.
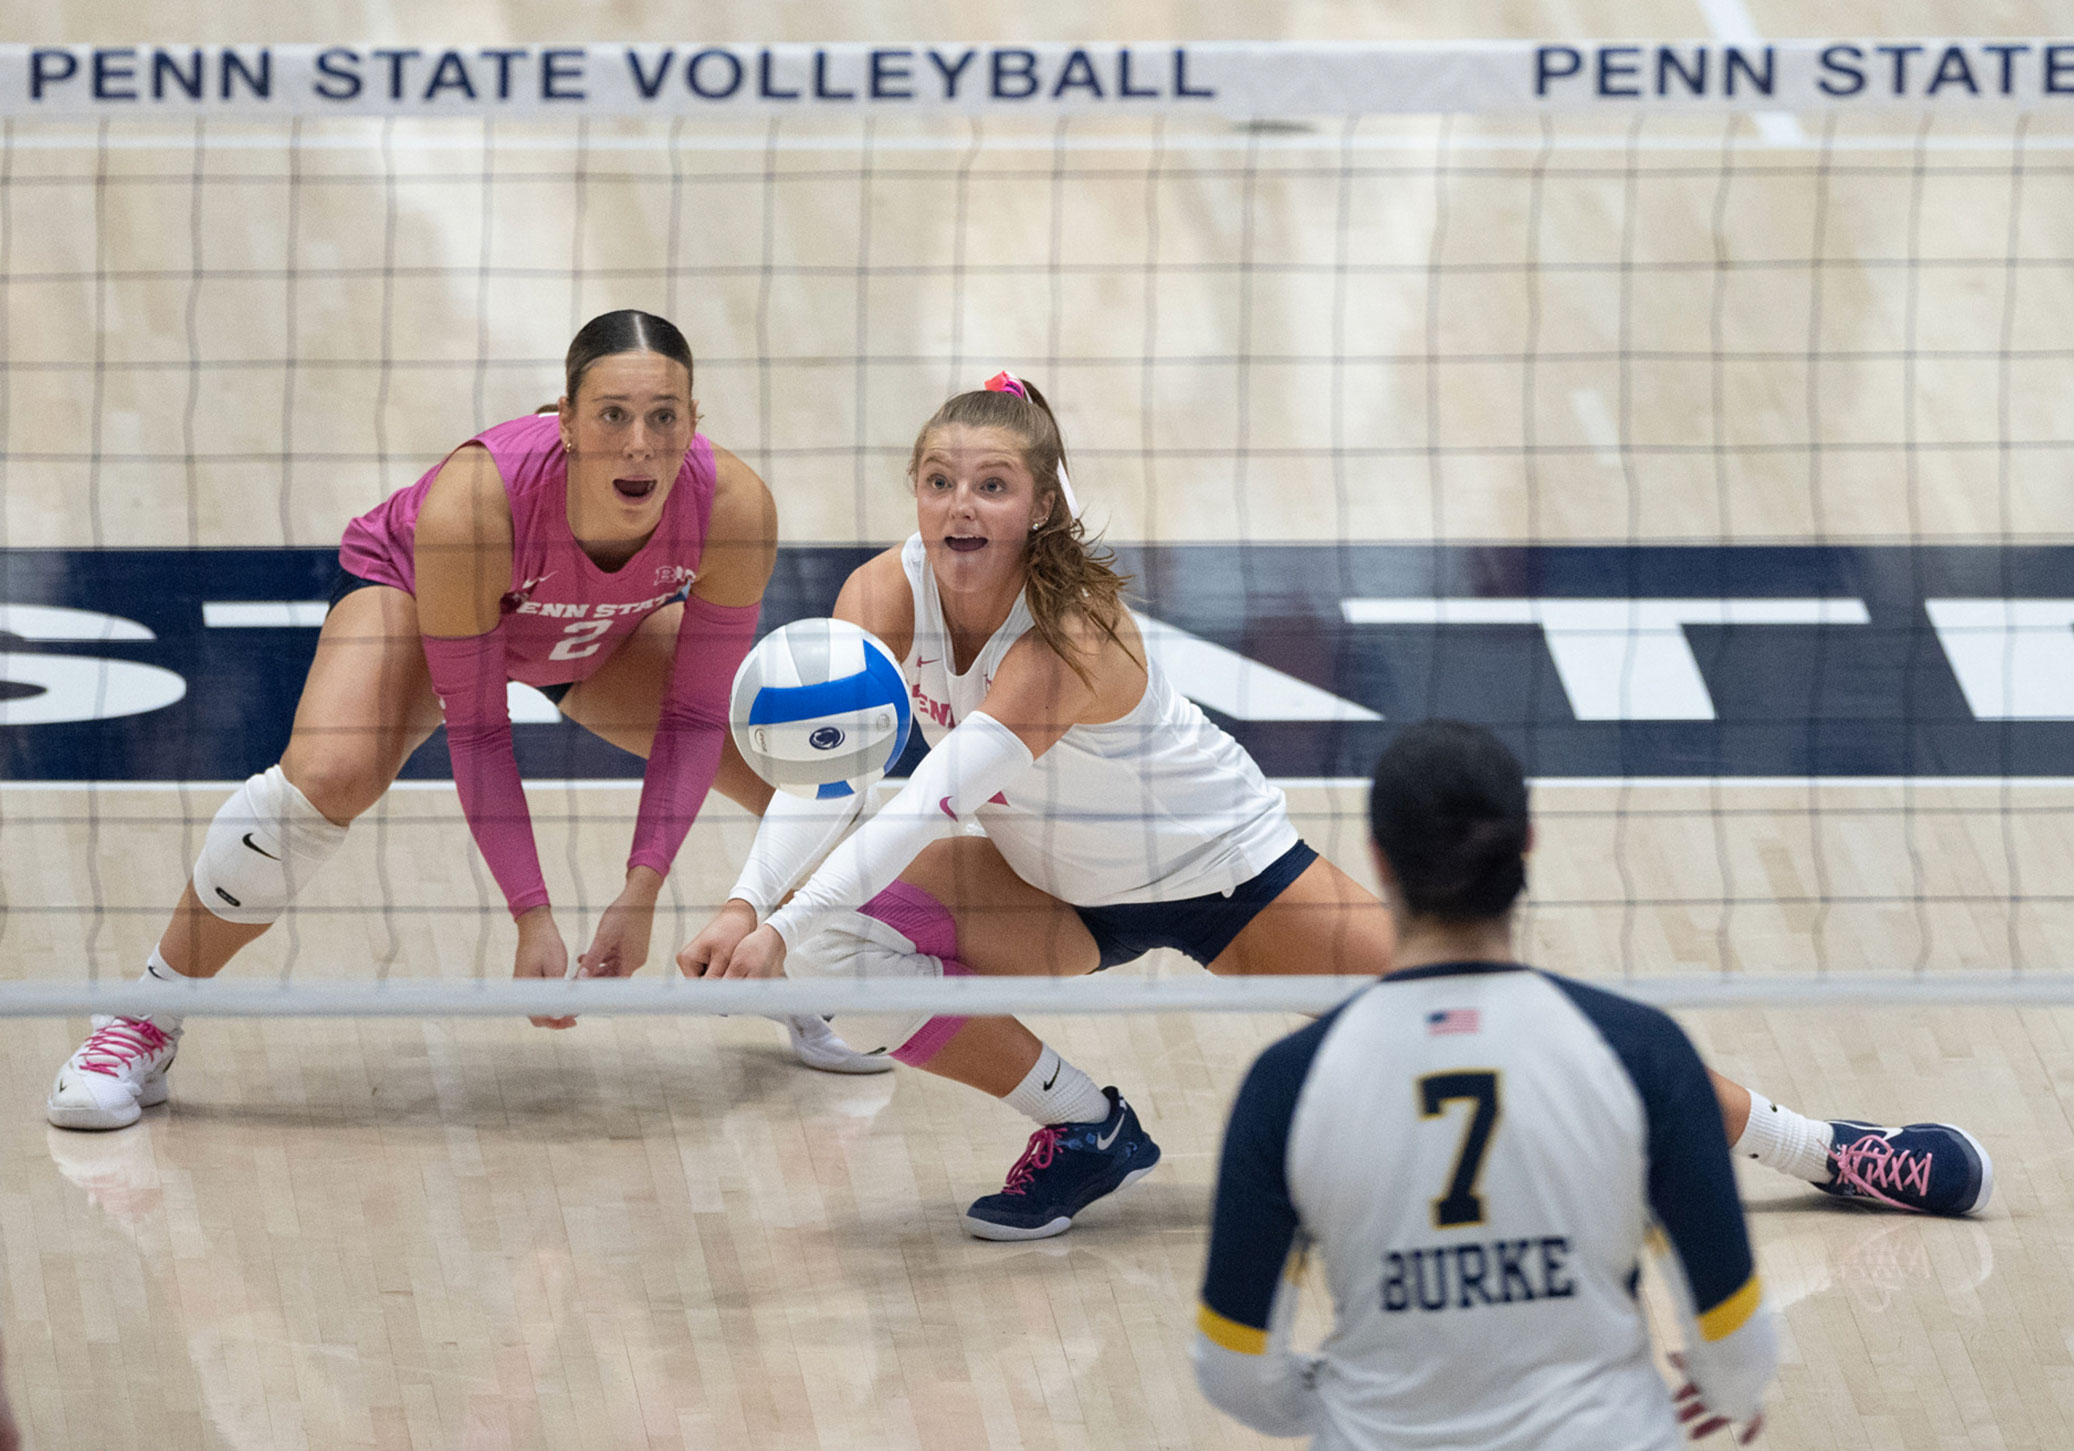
[683, 372, 1991, 1238]
[1194, 720, 1774, 1449]
[48, 309, 884, 1132]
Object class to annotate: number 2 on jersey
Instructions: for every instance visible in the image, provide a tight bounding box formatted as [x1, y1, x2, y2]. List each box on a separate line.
[549, 618, 614, 661]
[1419, 1071, 1501, 1228]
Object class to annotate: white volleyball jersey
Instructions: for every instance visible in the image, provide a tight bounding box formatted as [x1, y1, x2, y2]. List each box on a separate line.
[1197, 963, 1772, 1451]
[898, 533, 1296, 906]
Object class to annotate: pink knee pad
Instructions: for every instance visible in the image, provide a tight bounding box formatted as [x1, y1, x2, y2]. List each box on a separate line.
[860, 882, 972, 1066]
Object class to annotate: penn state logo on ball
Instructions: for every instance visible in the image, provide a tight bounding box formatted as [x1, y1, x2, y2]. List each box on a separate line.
[730, 618, 912, 798]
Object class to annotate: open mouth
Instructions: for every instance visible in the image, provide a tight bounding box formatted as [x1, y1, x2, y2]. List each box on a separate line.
[613, 477, 657, 501]
[945, 535, 986, 553]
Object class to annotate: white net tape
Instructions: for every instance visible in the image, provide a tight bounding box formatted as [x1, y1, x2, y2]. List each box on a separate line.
[5, 971, 2074, 1020]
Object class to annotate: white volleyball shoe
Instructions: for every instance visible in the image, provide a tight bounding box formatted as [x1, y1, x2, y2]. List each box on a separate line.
[48, 1015, 181, 1130]
[783, 1015, 895, 1074]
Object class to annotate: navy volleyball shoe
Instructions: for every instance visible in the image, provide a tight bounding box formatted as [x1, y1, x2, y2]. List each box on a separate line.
[1817, 1120, 1993, 1216]
[963, 1088, 1162, 1240]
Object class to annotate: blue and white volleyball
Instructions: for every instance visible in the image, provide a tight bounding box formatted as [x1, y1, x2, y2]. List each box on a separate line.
[730, 619, 912, 798]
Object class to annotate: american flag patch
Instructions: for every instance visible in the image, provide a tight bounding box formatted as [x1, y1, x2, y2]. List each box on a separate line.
[1426, 1008, 1480, 1036]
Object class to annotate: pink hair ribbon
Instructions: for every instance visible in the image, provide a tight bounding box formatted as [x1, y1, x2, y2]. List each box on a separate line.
[982, 370, 1081, 519]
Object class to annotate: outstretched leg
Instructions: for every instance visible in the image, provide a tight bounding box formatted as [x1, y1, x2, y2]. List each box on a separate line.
[1212, 855, 1992, 1215]
[1717, 1073, 1991, 1216]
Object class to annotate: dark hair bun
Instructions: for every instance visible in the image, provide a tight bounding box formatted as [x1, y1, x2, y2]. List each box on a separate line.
[1368, 720, 1530, 922]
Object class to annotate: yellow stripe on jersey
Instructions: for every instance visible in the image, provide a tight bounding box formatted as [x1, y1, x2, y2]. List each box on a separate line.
[1697, 1274, 1763, 1342]
[1196, 1301, 1268, 1355]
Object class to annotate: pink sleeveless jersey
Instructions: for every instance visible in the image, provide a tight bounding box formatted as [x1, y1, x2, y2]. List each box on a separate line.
[338, 413, 718, 688]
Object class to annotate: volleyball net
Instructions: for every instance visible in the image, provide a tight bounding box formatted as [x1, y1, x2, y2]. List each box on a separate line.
[1, 42, 2071, 1015]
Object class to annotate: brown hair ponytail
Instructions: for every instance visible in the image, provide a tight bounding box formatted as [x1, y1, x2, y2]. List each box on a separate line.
[907, 379, 1137, 684]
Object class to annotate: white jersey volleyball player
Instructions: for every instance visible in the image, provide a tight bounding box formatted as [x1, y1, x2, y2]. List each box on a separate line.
[1195, 720, 1774, 1449]
[683, 373, 1994, 1237]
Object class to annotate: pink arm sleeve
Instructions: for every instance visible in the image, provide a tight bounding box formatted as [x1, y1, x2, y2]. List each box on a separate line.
[422, 630, 549, 918]
[628, 596, 760, 878]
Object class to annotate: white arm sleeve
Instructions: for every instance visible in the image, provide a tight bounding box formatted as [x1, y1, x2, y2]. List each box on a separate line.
[726, 787, 866, 921]
[1191, 1271, 1324, 1437]
[766, 712, 1035, 950]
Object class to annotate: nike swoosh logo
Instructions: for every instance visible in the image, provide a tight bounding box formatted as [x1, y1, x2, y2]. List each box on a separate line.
[1041, 1064, 1060, 1091]
[939, 796, 957, 820]
[241, 833, 280, 861]
[917, 657, 940, 666]
[1095, 1117, 1125, 1151]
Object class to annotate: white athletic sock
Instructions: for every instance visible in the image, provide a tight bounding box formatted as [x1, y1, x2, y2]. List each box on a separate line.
[1732, 1090, 1834, 1184]
[137, 949, 188, 1036]
[1000, 1045, 1110, 1127]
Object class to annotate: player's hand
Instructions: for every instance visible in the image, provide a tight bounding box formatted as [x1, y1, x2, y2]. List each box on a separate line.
[676, 899, 760, 979]
[1670, 1357, 1764, 1444]
[514, 907, 575, 1029]
[580, 869, 661, 980]
[709, 922, 788, 980]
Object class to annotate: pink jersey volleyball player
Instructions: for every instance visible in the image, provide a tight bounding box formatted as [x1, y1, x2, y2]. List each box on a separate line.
[49, 309, 879, 1132]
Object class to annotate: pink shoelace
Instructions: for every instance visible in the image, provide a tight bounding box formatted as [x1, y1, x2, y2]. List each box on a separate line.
[75, 1018, 172, 1078]
[999, 1125, 1065, 1197]
[1829, 1130, 1934, 1210]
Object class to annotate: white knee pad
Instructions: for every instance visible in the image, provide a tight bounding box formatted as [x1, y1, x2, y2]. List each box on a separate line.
[191, 766, 349, 925]
[787, 910, 946, 1059]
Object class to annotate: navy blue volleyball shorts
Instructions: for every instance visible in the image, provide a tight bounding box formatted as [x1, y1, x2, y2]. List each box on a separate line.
[1072, 840, 1320, 971]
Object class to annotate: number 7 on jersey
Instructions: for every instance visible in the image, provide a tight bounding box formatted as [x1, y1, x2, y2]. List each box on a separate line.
[1419, 1071, 1501, 1229]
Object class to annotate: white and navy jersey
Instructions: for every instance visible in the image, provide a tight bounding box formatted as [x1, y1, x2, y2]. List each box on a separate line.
[1197, 962, 1774, 1451]
[898, 534, 1296, 906]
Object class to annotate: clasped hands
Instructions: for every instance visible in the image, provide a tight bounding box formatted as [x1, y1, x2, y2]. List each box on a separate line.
[513, 878, 790, 1030]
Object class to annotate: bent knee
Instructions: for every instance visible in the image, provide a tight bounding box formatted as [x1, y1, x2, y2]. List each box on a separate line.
[276, 751, 392, 824]
[899, 835, 1008, 902]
